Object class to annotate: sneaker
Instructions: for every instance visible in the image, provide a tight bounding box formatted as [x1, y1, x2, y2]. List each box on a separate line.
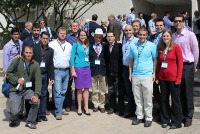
[93, 107, 98, 112]
[132, 119, 143, 125]
[65, 107, 70, 112]
[41, 116, 48, 121]
[25, 123, 37, 129]
[9, 121, 16, 127]
[100, 108, 105, 113]
[55, 115, 62, 120]
[162, 124, 168, 128]
[62, 111, 69, 115]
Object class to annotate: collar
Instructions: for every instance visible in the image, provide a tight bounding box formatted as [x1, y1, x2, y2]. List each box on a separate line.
[94, 42, 102, 46]
[69, 32, 78, 37]
[126, 36, 134, 42]
[10, 39, 20, 46]
[40, 42, 49, 50]
[57, 39, 66, 45]
[109, 42, 115, 46]
[175, 28, 186, 36]
[22, 57, 35, 63]
[25, 28, 30, 33]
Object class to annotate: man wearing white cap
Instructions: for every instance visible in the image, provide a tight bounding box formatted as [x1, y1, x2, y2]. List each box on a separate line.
[89, 28, 108, 113]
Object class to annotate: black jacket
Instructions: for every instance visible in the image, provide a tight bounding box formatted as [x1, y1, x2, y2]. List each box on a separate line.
[89, 42, 108, 77]
[32, 42, 54, 80]
[20, 29, 31, 41]
[106, 42, 123, 77]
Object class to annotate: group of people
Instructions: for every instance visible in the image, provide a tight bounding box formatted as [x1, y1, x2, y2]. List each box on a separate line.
[2, 8, 199, 130]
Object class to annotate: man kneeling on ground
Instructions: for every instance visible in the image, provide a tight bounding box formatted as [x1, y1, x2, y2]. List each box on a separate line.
[6, 45, 42, 129]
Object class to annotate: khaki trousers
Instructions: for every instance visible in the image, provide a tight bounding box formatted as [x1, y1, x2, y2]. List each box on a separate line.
[91, 75, 106, 108]
[132, 76, 153, 121]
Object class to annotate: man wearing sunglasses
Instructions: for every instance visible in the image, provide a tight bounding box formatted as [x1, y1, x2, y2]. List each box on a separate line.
[173, 14, 199, 127]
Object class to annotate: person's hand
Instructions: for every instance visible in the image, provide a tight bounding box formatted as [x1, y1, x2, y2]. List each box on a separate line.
[31, 96, 38, 103]
[49, 80, 54, 85]
[175, 82, 180, 85]
[129, 75, 132, 82]
[18, 78, 25, 85]
[15, 55, 21, 59]
[72, 71, 77, 78]
[155, 80, 159, 84]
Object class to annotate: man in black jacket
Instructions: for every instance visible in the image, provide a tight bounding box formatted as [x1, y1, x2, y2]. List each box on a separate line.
[20, 21, 32, 41]
[89, 28, 107, 113]
[106, 32, 124, 115]
[32, 31, 54, 121]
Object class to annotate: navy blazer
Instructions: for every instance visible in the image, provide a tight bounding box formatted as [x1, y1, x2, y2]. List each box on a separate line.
[20, 29, 31, 41]
[89, 42, 108, 77]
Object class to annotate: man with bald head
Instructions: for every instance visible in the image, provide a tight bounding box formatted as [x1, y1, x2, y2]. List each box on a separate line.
[107, 14, 121, 41]
[101, 19, 107, 33]
[122, 24, 138, 118]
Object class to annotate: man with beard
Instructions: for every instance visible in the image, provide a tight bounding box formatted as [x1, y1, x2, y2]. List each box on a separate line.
[49, 27, 72, 120]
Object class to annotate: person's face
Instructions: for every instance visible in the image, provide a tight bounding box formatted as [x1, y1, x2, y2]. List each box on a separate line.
[156, 21, 165, 33]
[79, 31, 87, 43]
[138, 30, 147, 43]
[123, 16, 127, 20]
[183, 12, 189, 19]
[94, 34, 103, 44]
[106, 33, 115, 44]
[124, 26, 134, 38]
[41, 34, 49, 45]
[101, 20, 106, 26]
[132, 22, 140, 34]
[108, 16, 111, 21]
[71, 23, 79, 33]
[11, 32, 20, 42]
[40, 21, 45, 28]
[139, 14, 143, 18]
[23, 47, 33, 61]
[58, 30, 67, 41]
[174, 17, 184, 30]
[27, 23, 33, 31]
[32, 27, 41, 38]
[162, 32, 171, 46]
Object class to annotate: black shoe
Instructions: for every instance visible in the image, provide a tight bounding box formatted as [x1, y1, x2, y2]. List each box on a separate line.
[93, 107, 98, 112]
[41, 116, 48, 121]
[124, 114, 134, 118]
[144, 121, 152, 127]
[118, 112, 124, 117]
[107, 109, 114, 115]
[83, 109, 91, 116]
[9, 121, 16, 127]
[170, 126, 177, 129]
[184, 121, 192, 127]
[18, 114, 24, 119]
[77, 112, 82, 116]
[100, 108, 105, 113]
[162, 124, 168, 128]
[36, 117, 42, 122]
[132, 119, 143, 125]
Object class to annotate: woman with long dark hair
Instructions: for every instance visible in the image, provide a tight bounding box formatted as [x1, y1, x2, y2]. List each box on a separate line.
[156, 30, 183, 129]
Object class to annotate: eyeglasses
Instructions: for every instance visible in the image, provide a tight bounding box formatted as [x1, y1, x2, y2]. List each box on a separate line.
[174, 20, 183, 23]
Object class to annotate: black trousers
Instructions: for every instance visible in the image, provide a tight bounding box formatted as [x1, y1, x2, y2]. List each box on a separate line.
[181, 63, 195, 123]
[160, 80, 182, 127]
[122, 66, 136, 115]
[153, 82, 161, 107]
[108, 75, 124, 114]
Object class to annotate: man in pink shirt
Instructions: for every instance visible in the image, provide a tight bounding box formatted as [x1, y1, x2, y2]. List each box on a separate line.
[172, 14, 199, 127]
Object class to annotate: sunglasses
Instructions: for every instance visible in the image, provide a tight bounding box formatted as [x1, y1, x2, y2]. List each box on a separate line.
[174, 20, 183, 23]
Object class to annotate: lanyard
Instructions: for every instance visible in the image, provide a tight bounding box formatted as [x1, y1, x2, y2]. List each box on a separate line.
[83, 46, 89, 57]
[163, 49, 168, 62]
[137, 41, 146, 57]
[32, 37, 39, 45]
[125, 39, 132, 53]
[57, 39, 65, 52]
[41, 47, 46, 61]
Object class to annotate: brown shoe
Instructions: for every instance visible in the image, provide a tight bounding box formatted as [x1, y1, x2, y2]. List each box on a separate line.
[62, 111, 69, 115]
[65, 107, 70, 112]
[45, 110, 50, 115]
[55, 115, 62, 120]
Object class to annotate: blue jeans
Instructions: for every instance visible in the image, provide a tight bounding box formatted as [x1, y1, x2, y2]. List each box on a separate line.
[54, 69, 70, 115]
[39, 74, 48, 117]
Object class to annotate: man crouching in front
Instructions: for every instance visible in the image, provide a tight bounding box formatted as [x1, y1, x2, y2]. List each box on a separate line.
[6, 44, 42, 129]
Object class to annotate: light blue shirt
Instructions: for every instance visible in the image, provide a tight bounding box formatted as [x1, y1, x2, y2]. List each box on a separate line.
[136, 18, 146, 27]
[129, 41, 157, 76]
[126, 13, 135, 25]
[148, 19, 156, 33]
[122, 36, 138, 66]
[70, 42, 90, 67]
[163, 16, 174, 30]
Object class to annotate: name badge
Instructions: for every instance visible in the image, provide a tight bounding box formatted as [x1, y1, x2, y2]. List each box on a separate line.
[40, 62, 46, 67]
[85, 57, 89, 62]
[95, 59, 100, 65]
[26, 82, 32, 88]
[161, 62, 168, 68]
